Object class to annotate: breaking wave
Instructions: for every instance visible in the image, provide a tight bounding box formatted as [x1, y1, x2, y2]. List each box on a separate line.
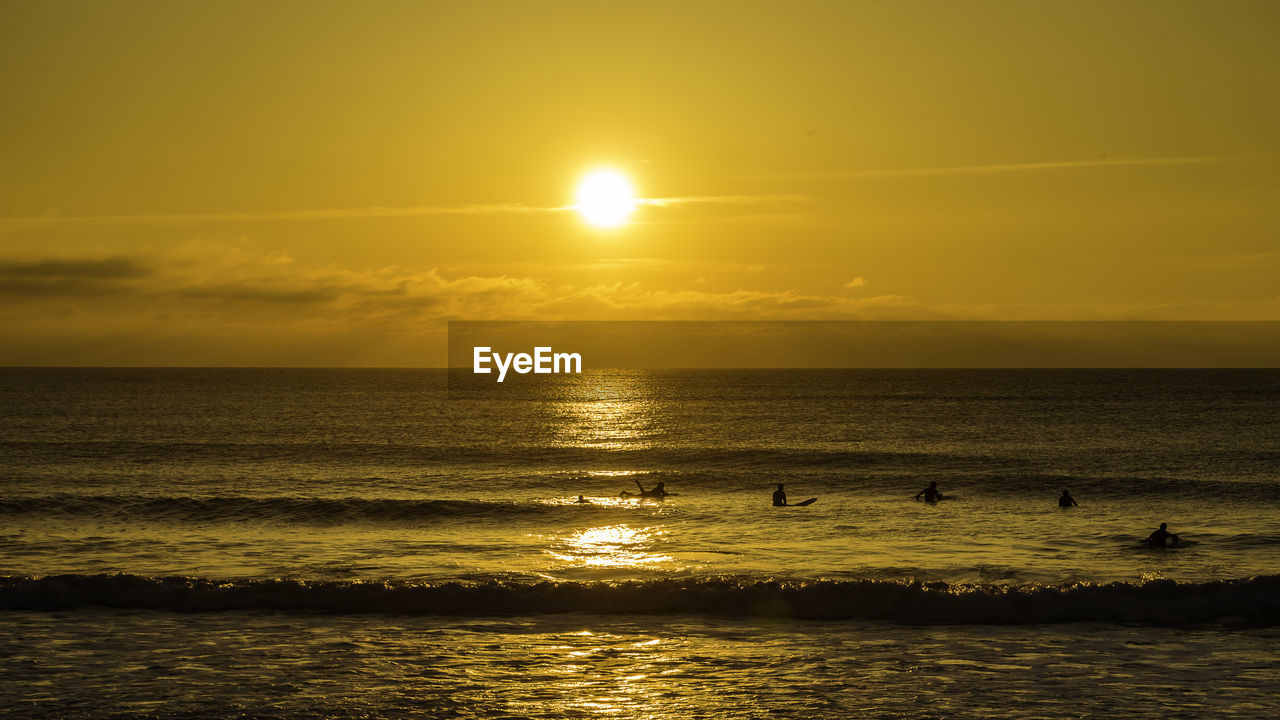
[3, 574, 1277, 626]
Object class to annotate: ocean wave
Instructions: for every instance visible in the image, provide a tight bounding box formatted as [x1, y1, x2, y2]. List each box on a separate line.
[0, 439, 972, 470]
[2, 574, 1276, 626]
[0, 495, 615, 525]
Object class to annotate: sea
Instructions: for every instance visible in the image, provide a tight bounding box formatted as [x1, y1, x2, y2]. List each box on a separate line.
[1, 367, 1278, 719]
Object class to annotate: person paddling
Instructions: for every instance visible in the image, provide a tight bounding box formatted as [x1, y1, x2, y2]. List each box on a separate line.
[634, 480, 668, 499]
[1146, 522, 1180, 547]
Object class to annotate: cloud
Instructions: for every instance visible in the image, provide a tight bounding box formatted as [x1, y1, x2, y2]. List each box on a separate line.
[638, 194, 812, 207]
[4, 244, 1275, 365]
[0, 193, 812, 227]
[9, 244, 1270, 330]
[0, 245, 921, 325]
[743, 155, 1221, 181]
[0, 204, 571, 227]
[176, 284, 347, 304]
[0, 256, 152, 297]
[0, 257, 150, 279]
[528, 283, 920, 321]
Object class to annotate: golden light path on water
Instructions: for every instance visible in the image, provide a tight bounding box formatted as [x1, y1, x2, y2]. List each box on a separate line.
[540, 374, 679, 575]
[547, 524, 673, 569]
[537, 631, 669, 717]
[549, 373, 663, 450]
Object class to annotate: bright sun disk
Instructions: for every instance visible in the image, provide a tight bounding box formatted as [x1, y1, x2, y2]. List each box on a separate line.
[574, 169, 636, 227]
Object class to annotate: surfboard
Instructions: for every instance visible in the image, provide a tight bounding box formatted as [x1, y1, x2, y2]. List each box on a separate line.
[1141, 537, 1192, 549]
[792, 498, 817, 506]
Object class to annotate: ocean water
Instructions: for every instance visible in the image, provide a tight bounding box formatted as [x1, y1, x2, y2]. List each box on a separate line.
[2, 368, 1278, 718]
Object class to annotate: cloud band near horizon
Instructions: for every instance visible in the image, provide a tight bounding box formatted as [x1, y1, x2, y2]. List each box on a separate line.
[740, 155, 1223, 181]
[0, 155, 1222, 226]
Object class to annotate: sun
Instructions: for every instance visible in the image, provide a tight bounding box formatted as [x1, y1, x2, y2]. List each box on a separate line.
[574, 169, 636, 227]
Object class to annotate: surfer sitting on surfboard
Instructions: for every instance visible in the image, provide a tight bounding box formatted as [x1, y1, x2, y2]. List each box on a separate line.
[771, 483, 817, 506]
[1058, 489, 1078, 507]
[773, 483, 787, 507]
[914, 481, 943, 502]
[1146, 522, 1180, 547]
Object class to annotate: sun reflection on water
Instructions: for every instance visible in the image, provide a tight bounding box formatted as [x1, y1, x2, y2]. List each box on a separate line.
[549, 372, 666, 450]
[535, 629, 672, 718]
[549, 525, 673, 568]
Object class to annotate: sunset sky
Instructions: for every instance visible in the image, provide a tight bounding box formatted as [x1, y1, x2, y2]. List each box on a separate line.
[2, 0, 1278, 365]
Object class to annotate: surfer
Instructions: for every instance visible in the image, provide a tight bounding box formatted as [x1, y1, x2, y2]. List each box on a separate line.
[914, 481, 943, 502]
[629, 480, 667, 499]
[575, 495, 590, 504]
[1146, 522, 1180, 547]
[1058, 489, 1078, 507]
[772, 484, 817, 506]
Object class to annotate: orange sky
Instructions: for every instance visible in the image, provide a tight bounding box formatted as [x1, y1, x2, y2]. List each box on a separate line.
[2, 0, 1278, 365]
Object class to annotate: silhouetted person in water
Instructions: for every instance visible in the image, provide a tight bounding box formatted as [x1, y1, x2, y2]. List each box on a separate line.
[575, 495, 590, 504]
[773, 483, 787, 507]
[915, 481, 942, 502]
[1146, 522, 1180, 547]
[632, 480, 667, 499]
[1058, 489, 1078, 507]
